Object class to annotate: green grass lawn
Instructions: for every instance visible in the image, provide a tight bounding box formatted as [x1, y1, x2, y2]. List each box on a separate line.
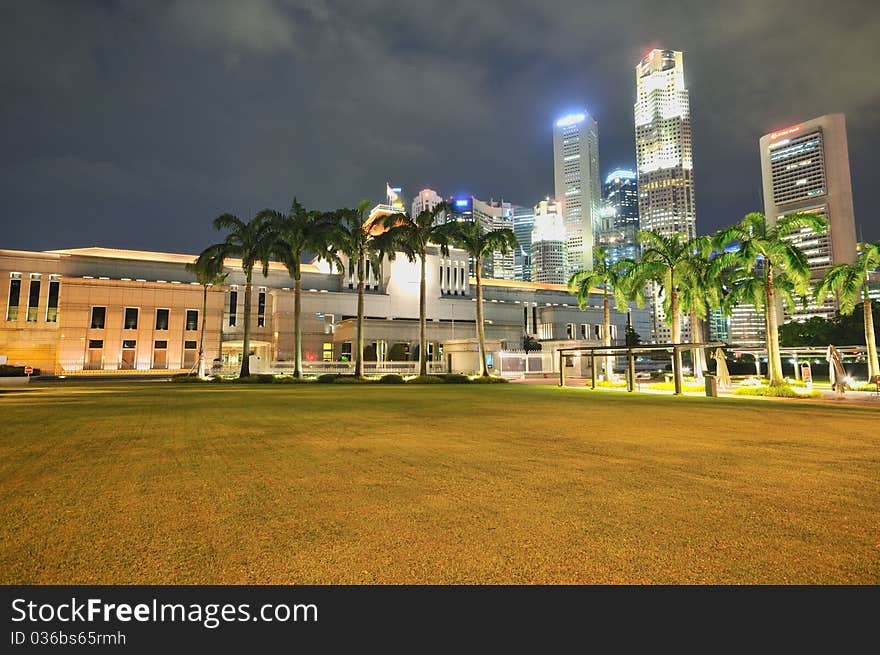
[1, 382, 878, 584]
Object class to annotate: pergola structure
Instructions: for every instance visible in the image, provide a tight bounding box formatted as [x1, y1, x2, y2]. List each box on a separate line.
[556, 342, 726, 395]
[730, 345, 868, 380]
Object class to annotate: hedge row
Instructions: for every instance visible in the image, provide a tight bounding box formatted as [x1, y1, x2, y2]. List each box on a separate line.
[172, 373, 509, 385]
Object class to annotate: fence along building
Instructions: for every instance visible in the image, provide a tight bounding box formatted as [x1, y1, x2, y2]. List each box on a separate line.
[0, 246, 650, 376]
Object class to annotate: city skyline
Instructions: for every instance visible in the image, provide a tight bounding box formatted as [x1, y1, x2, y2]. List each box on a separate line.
[2, 1, 879, 255]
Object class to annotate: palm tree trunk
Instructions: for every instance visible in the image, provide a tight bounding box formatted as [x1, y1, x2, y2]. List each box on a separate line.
[603, 288, 613, 380]
[765, 262, 784, 386]
[669, 270, 682, 393]
[355, 253, 365, 378]
[419, 251, 427, 376]
[197, 283, 208, 378]
[864, 286, 879, 380]
[294, 273, 303, 379]
[476, 259, 489, 377]
[691, 310, 704, 382]
[241, 267, 252, 377]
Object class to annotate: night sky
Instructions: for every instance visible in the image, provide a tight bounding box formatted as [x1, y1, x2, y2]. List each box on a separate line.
[2, 0, 879, 254]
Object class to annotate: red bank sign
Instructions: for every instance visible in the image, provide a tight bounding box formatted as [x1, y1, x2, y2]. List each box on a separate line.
[769, 125, 800, 140]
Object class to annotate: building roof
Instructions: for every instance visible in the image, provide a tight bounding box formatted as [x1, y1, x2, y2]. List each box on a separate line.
[46, 247, 323, 273]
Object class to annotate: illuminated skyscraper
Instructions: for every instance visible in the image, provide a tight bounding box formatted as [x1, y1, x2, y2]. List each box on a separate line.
[759, 113, 858, 322]
[513, 205, 534, 281]
[634, 49, 696, 342]
[597, 168, 639, 264]
[553, 112, 600, 275]
[530, 199, 567, 284]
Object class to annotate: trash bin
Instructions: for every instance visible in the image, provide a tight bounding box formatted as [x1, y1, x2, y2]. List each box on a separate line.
[704, 373, 718, 397]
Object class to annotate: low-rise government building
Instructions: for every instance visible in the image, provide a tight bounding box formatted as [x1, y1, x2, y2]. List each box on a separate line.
[0, 245, 650, 377]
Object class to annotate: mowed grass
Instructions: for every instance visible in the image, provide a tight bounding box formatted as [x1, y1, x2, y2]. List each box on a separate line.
[0, 382, 878, 584]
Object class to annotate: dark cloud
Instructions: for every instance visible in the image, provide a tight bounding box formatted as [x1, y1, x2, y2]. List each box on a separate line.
[2, 0, 878, 253]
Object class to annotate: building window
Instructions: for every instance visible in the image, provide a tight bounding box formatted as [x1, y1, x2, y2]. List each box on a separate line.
[580, 324, 589, 339]
[46, 280, 60, 322]
[322, 342, 333, 362]
[184, 340, 197, 350]
[124, 307, 138, 330]
[88, 339, 103, 349]
[229, 290, 238, 326]
[90, 306, 106, 329]
[154, 340, 168, 349]
[566, 323, 575, 339]
[257, 291, 266, 327]
[186, 309, 199, 331]
[122, 340, 136, 349]
[155, 309, 169, 330]
[6, 275, 21, 321]
[26, 276, 41, 322]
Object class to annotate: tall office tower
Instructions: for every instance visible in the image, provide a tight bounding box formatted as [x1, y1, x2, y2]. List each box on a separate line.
[597, 168, 640, 264]
[530, 199, 568, 284]
[473, 197, 515, 280]
[444, 195, 515, 279]
[634, 49, 696, 342]
[759, 114, 858, 322]
[553, 112, 600, 275]
[412, 188, 444, 221]
[513, 205, 534, 281]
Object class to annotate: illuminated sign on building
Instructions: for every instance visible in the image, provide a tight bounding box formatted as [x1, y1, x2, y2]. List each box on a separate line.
[454, 197, 471, 209]
[555, 113, 586, 128]
[769, 126, 800, 140]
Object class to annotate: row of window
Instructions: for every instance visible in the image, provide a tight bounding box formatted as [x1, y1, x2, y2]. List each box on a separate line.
[90, 306, 199, 331]
[88, 339, 198, 350]
[6, 273, 61, 322]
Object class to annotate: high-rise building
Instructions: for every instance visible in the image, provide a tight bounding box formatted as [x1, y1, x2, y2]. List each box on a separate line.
[634, 49, 696, 342]
[597, 169, 639, 264]
[759, 113, 858, 322]
[553, 112, 600, 275]
[512, 205, 534, 281]
[443, 195, 515, 280]
[412, 188, 444, 221]
[530, 199, 567, 284]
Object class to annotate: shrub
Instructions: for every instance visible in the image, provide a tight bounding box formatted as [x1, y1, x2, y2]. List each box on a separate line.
[440, 373, 471, 384]
[378, 374, 406, 384]
[596, 380, 628, 388]
[0, 365, 38, 377]
[853, 382, 880, 392]
[276, 376, 313, 384]
[647, 381, 706, 392]
[406, 375, 446, 384]
[333, 375, 372, 384]
[470, 375, 509, 384]
[209, 375, 229, 383]
[733, 385, 821, 398]
[171, 373, 204, 383]
[317, 374, 340, 384]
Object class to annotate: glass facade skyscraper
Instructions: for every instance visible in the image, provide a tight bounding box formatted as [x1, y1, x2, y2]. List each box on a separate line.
[597, 169, 639, 264]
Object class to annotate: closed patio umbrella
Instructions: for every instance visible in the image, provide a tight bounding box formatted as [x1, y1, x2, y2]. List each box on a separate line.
[826, 345, 848, 396]
[713, 348, 731, 389]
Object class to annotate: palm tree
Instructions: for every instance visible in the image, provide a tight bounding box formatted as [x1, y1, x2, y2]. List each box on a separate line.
[434, 221, 517, 377]
[568, 247, 632, 381]
[197, 213, 274, 378]
[713, 212, 827, 386]
[815, 241, 880, 380]
[626, 230, 693, 393]
[185, 253, 228, 378]
[378, 203, 448, 376]
[258, 198, 339, 379]
[328, 200, 388, 378]
[678, 236, 722, 381]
